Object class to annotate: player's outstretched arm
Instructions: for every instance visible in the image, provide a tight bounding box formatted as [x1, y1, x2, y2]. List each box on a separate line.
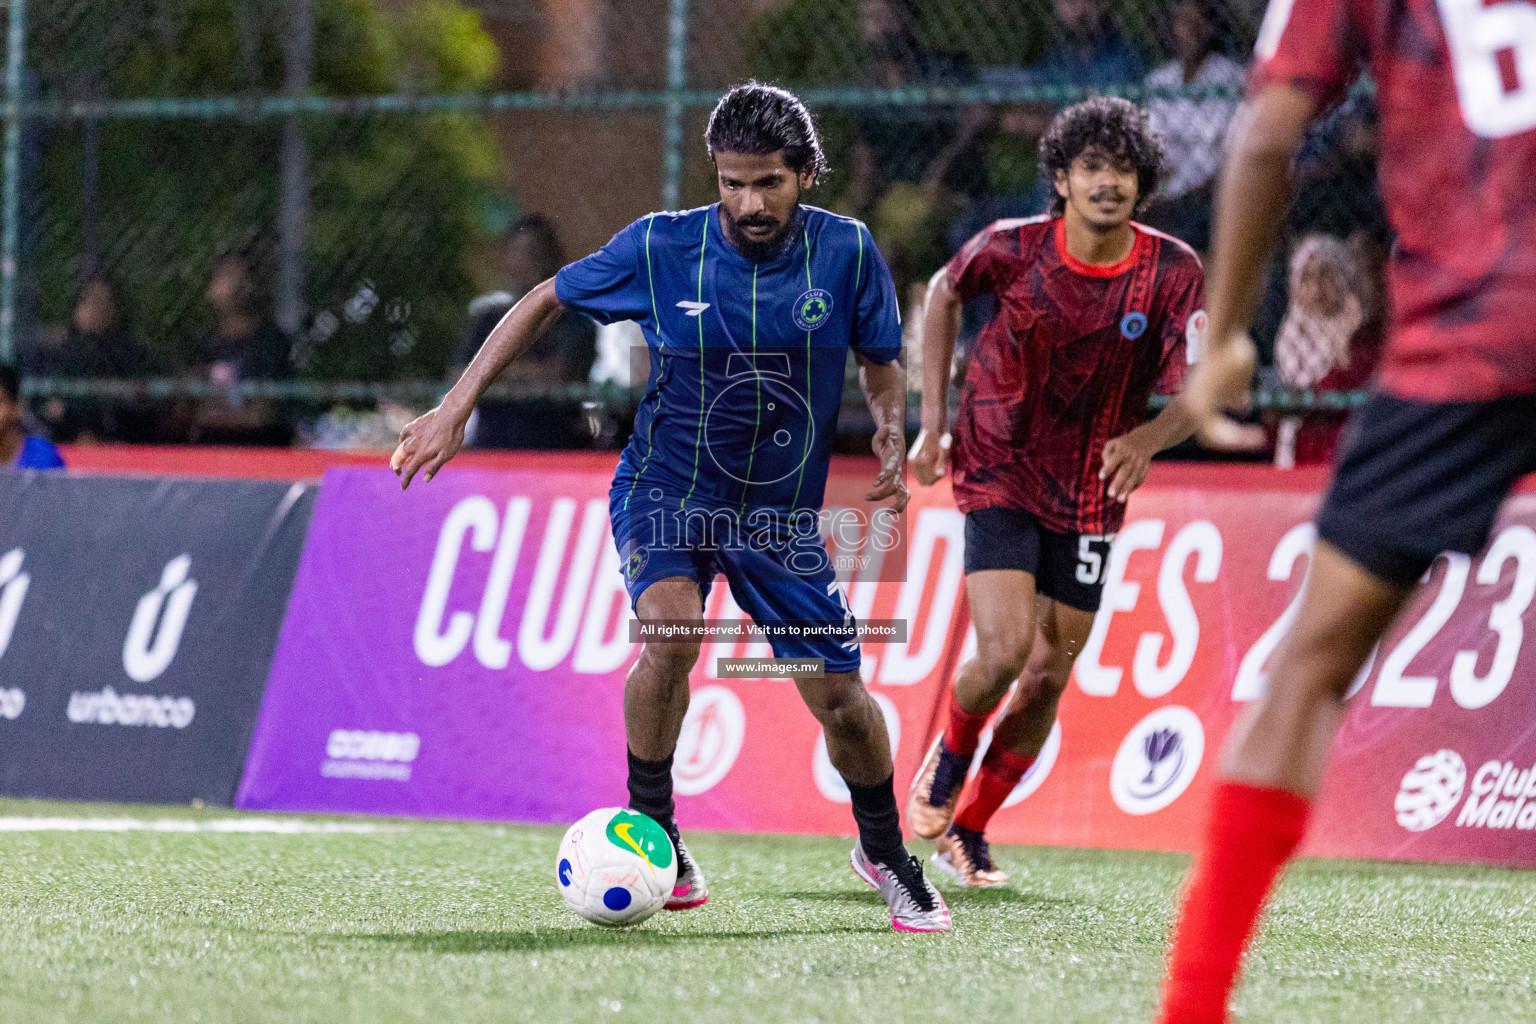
[1180, 85, 1316, 427]
[858, 353, 910, 512]
[909, 267, 960, 486]
[391, 277, 567, 489]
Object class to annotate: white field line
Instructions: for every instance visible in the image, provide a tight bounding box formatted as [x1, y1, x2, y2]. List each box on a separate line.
[0, 817, 399, 834]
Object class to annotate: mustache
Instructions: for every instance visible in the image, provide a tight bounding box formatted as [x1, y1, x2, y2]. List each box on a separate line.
[735, 214, 779, 229]
[1089, 189, 1127, 203]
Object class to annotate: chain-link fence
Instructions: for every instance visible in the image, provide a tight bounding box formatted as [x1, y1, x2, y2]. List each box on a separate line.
[7, 0, 1382, 454]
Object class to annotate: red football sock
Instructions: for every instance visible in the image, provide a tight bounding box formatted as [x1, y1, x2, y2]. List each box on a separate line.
[953, 745, 1035, 833]
[1156, 781, 1312, 1024]
[942, 691, 991, 759]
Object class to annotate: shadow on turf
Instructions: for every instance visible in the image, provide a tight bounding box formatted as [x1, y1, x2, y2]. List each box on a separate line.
[785, 887, 1074, 908]
[303, 924, 887, 953]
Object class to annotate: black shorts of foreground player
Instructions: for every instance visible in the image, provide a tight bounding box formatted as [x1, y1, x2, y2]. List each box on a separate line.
[906, 97, 1204, 888]
[392, 81, 950, 933]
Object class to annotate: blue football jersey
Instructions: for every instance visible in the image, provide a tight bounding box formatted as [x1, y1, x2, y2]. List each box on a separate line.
[555, 204, 901, 514]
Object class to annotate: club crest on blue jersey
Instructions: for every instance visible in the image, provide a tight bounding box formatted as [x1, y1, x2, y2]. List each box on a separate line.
[793, 288, 834, 331]
[1120, 311, 1148, 340]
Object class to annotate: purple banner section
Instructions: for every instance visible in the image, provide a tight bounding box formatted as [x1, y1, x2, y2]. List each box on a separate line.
[236, 467, 631, 821]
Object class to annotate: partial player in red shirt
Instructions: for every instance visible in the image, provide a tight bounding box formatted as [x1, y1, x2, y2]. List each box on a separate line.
[905, 98, 1204, 886]
[1157, 1, 1536, 1022]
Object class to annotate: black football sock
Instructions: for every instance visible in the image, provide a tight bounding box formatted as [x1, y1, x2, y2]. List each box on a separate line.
[626, 748, 676, 835]
[928, 746, 972, 807]
[847, 773, 907, 866]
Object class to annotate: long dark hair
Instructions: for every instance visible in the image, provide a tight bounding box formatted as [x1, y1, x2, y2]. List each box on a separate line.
[705, 81, 830, 182]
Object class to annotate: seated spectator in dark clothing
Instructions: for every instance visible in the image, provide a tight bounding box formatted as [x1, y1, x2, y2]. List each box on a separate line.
[59, 272, 149, 378]
[32, 272, 157, 443]
[448, 215, 598, 450]
[0, 365, 64, 470]
[1140, 0, 1244, 253]
[183, 244, 294, 446]
[847, 0, 988, 300]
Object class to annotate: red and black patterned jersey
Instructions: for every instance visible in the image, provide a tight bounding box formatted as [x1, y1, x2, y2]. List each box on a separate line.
[1251, 0, 1536, 401]
[945, 216, 1204, 536]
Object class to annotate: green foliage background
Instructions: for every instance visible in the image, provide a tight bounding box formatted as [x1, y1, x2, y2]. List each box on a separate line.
[30, 0, 503, 378]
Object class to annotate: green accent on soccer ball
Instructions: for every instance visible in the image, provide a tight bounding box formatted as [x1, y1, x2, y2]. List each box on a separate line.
[604, 810, 674, 871]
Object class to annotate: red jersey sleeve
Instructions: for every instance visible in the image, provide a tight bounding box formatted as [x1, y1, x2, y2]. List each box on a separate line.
[945, 223, 1018, 303]
[1248, 0, 1366, 108]
[1155, 265, 1206, 395]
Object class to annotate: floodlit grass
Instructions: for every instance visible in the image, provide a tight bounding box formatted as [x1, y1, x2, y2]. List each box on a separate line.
[0, 798, 1532, 1023]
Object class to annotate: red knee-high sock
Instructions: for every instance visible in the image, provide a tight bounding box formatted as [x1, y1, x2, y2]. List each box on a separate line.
[1156, 782, 1312, 1024]
[942, 690, 991, 759]
[953, 745, 1035, 833]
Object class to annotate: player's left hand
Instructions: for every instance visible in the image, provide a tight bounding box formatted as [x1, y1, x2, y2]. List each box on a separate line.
[866, 421, 910, 512]
[391, 404, 468, 490]
[1100, 428, 1159, 503]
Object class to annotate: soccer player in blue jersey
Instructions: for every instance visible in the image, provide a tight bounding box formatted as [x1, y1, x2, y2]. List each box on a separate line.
[392, 82, 950, 932]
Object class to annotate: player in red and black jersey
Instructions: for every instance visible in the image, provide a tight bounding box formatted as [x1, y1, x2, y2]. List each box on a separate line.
[905, 98, 1204, 886]
[1155, 2, 1536, 1021]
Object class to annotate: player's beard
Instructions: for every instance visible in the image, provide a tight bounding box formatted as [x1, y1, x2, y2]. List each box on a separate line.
[720, 202, 801, 262]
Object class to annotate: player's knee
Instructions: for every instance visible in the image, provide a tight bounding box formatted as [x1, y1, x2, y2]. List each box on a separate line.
[807, 681, 876, 741]
[638, 640, 700, 680]
[1016, 663, 1069, 707]
[974, 630, 1033, 692]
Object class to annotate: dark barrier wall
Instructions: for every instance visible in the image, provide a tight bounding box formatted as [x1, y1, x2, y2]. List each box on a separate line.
[0, 474, 316, 805]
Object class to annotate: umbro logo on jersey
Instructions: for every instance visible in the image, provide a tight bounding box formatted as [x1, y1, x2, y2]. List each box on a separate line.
[676, 300, 711, 317]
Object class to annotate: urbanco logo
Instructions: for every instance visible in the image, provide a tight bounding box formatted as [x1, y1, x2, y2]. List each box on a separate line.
[123, 555, 198, 683]
[1395, 750, 1466, 831]
[0, 548, 29, 661]
[1110, 706, 1205, 815]
[66, 687, 195, 728]
[672, 686, 746, 796]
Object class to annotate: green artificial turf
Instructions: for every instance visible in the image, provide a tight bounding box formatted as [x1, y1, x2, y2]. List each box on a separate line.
[0, 798, 1532, 1023]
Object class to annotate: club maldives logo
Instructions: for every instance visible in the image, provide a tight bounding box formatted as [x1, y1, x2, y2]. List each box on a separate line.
[1395, 750, 1466, 831]
[1110, 706, 1205, 815]
[1396, 750, 1536, 833]
[672, 686, 745, 796]
[793, 288, 833, 331]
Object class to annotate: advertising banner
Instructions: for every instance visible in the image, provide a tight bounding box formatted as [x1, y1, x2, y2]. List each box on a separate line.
[0, 474, 315, 805]
[238, 464, 958, 836]
[238, 460, 1536, 867]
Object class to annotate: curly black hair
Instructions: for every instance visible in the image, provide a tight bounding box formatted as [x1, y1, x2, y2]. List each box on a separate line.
[1039, 96, 1166, 217]
[705, 81, 830, 182]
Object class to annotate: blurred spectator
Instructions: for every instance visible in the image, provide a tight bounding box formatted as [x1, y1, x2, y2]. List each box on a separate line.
[193, 245, 293, 381]
[1269, 233, 1383, 468]
[448, 215, 597, 449]
[0, 365, 64, 470]
[1140, 0, 1245, 252]
[847, 0, 987, 300]
[1252, 95, 1387, 362]
[182, 243, 293, 445]
[59, 272, 149, 377]
[31, 273, 156, 443]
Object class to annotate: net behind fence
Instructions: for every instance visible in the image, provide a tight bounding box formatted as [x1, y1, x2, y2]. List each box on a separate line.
[8, 0, 1381, 458]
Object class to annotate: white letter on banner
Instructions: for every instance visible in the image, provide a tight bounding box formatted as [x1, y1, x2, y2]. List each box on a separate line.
[123, 555, 199, 683]
[1451, 526, 1536, 709]
[1133, 521, 1222, 697]
[880, 508, 965, 685]
[574, 538, 636, 674]
[0, 548, 29, 662]
[1373, 554, 1471, 708]
[472, 498, 532, 670]
[1076, 519, 1165, 696]
[413, 496, 498, 668]
[519, 499, 608, 671]
[1232, 524, 1316, 702]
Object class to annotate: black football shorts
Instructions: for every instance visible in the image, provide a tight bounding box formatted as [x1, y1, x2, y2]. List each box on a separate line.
[1316, 392, 1536, 587]
[962, 506, 1114, 612]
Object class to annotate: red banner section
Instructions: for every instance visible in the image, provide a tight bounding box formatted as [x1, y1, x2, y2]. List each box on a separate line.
[230, 450, 1536, 867]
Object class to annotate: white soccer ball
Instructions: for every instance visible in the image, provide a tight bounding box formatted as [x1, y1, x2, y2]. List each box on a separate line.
[555, 807, 677, 926]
